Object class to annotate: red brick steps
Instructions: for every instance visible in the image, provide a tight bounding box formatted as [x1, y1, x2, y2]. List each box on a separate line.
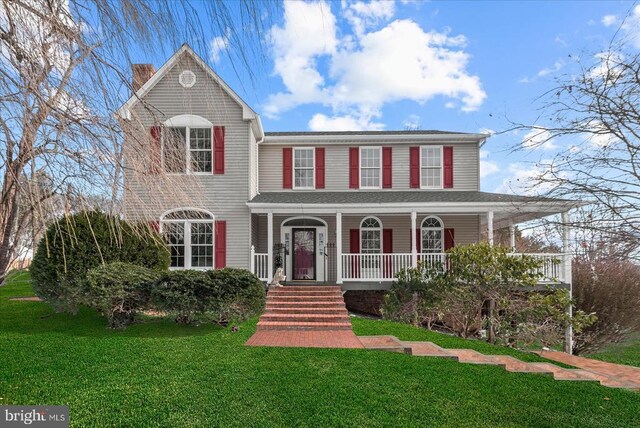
[246, 285, 364, 348]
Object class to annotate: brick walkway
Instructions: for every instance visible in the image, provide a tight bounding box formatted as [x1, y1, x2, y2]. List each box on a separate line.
[360, 336, 639, 390]
[537, 350, 640, 389]
[245, 286, 363, 349]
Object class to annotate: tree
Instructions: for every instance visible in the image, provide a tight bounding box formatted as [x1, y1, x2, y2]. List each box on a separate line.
[510, 41, 640, 256]
[0, 0, 276, 280]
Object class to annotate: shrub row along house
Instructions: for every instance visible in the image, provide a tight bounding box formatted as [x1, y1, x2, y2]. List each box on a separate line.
[119, 44, 578, 315]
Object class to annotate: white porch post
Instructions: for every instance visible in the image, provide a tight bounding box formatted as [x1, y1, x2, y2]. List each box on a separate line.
[267, 211, 274, 282]
[487, 210, 494, 246]
[336, 212, 343, 284]
[250, 245, 255, 275]
[509, 222, 516, 252]
[562, 210, 574, 354]
[411, 211, 418, 268]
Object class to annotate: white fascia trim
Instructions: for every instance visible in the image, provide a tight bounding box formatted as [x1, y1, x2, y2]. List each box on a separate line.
[263, 134, 487, 144]
[246, 201, 579, 215]
[117, 44, 264, 138]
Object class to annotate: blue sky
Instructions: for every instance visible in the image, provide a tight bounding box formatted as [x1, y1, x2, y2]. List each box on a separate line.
[133, 1, 638, 195]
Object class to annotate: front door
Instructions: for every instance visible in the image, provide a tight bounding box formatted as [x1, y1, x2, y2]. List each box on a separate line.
[292, 228, 316, 280]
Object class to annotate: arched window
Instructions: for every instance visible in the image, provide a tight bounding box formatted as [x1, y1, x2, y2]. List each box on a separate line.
[160, 208, 214, 269]
[360, 216, 382, 254]
[421, 216, 444, 253]
[162, 114, 213, 174]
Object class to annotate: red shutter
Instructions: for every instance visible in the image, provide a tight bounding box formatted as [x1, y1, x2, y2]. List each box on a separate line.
[282, 147, 292, 189]
[349, 229, 360, 278]
[315, 147, 325, 189]
[349, 147, 359, 189]
[213, 126, 225, 174]
[409, 146, 420, 188]
[383, 228, 393, 277]
[410, 229, 422, 253]
[150, 126, 162, 174]
[443, 146, 453, 188]
[444, 228, 455, 251]
[149, 221, 159, 232]
[215, 221, 226, 269]
[382, 147, 392, 188]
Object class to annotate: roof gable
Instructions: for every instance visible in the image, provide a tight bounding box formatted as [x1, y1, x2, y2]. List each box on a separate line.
[117, 44, 263, 138]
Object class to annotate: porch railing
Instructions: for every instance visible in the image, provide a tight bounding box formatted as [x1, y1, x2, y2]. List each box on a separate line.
[250, 247, 269, 281]
[341, 252, 568, 283]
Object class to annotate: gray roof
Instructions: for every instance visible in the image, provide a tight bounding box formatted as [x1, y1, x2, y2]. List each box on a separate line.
[264, 130, 478, 137]
[248, 191, 574, 205]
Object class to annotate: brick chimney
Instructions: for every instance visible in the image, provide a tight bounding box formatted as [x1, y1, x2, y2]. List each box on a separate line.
[132, 64, 155, 92]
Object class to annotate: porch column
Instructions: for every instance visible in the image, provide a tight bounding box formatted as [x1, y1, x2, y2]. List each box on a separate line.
[267, 211, 274, 282]
[487, 210, 494, 246]
[336, 212, 343, 284]
[562, 210, 574, 354]
[411, 211, 418, 268]
[509, 222, 516, 252]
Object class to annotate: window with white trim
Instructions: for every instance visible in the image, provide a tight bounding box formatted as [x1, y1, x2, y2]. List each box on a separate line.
[162, 115, 213, 174]
[360, 147, 381, 189]
[293, 148, 314, 188]
[360, 217, 382, 254]
[420, 146, 443, 188]
[161, 210, 214, 269]
[421, 216, 443, 253]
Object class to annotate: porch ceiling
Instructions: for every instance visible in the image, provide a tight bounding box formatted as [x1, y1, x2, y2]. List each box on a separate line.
[247, 191, 582, 227]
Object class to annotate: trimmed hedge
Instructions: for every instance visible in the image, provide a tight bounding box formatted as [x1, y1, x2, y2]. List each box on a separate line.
[153, 268, 265, 325]
[31, 211, 170, 313]
[208, 268, 266, 325]
[85, 262, 161, 329]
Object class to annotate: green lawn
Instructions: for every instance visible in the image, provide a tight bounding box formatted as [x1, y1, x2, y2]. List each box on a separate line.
[587, 333, 640, 368]
[1, 271, 638, 427]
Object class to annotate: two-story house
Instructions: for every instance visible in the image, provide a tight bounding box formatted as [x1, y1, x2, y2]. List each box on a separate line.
[119, 44, 576, 312]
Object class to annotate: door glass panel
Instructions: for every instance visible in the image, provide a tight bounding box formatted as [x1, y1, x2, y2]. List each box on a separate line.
[293, 229, 315, 280]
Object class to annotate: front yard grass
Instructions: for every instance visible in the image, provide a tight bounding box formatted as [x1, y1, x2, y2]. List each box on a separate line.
[587, 332, 640, 368]
[1, 271, 638, 427]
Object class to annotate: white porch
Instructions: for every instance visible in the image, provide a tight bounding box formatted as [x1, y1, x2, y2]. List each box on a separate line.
[248, 204, 574, 286]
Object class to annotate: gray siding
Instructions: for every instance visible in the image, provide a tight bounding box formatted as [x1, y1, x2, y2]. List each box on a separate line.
[258, 142, 479, 192]
[123, 53, 255, 268]
[253, 214, 479, 254]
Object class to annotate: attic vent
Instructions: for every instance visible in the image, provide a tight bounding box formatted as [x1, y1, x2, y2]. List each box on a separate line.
[179, 70, 196, 88]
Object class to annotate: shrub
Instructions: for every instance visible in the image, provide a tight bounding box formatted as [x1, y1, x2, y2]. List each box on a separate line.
[152, 270, 218, 324]
[152, 268, 265, 325]
[206, 268, 266, 325]
[85, 262, 161, 329]
[573, 255, 640, 354]
[30, 211, 170, 313]
[381, 261, 444, 328]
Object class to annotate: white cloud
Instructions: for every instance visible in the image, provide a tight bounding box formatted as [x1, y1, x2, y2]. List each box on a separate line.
[343, 0, 395, 37]
[582, 119, 620, 148]
[402, 114, 420, 130]
[494, 162, 557, 196]
[522, 128, 558, 151]
[265, 1, 486, 128]
[554, 34, 568, 47]
[479, 128, 495, 135]
[479, 150, 498, 178]
[308, 112, 384, 131]
[619, 5, 640, 49]
[209, 33, 229, 63]
[537, 60, 564, 77]
[602, 14, 618, 27]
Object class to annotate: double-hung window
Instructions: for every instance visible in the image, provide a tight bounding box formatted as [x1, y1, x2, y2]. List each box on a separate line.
[420, 146, 443, 188]
[162, 115, 213, 174]
[161, 210, 214, 269]
[360, 147, 381, 189]
[293, 148, 315, 189]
